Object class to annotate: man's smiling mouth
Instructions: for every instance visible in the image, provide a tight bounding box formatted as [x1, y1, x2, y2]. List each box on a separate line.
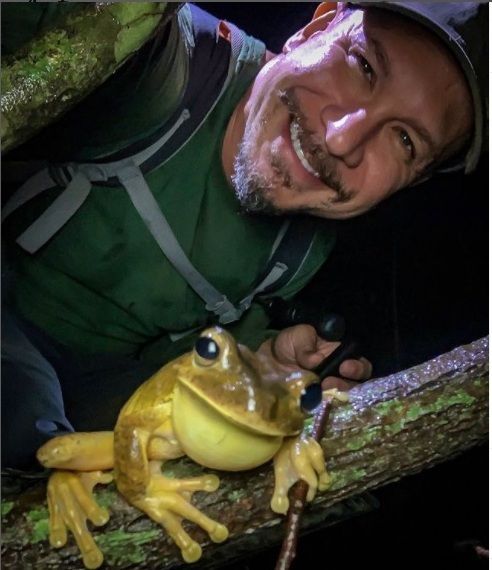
[277, 88, 353, 204]
[289, 118, 321, 179]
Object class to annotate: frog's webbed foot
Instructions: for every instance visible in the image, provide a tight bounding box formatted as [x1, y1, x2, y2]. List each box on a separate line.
[47, 469, 113, 569]
[130, 466, 228, 563]
[323, 388, 350, 403]
[270, 435, 331, 515]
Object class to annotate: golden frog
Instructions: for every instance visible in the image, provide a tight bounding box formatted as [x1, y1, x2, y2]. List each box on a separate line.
[37, 326, 338, 568]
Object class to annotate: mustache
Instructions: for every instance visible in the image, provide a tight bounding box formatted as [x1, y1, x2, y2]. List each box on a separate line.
[278, 88, 352, 203]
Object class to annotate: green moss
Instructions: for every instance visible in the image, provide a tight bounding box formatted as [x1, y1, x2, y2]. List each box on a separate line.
[95, 528, 161, 566]
[1, 501, 14, 517]
[31, 519, 50, 544]
[25, 506, 50, 544]
[328, 467, 367, 491]
[372, 389, 477, 430]
[26, 506, 49, 522]
[161, 460, 204, 479]
[344, 426, 382, 451]
[439, 391, 476, 407]
[111, 4, 166, 63]
[96, 487, 118, 509]
[1, 2, 168, 151]
[375, 399, 404, 416]
[227, 489, 246, 502]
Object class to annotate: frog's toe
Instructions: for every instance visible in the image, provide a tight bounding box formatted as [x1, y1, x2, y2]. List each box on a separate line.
[182, 540, 202, 563]
[323, 388, 350, 403]
[148, 473, 219, 494]
[318, 472, 331, 491]
[82, 548, 104, 570]
[49, 526, 67, 549]
[306, 485, 316, 502]
[202, 474, 220, 492]
[89, 506, 110, 526]
[270, 493, 289, 515]
[209, 523, 228, 543]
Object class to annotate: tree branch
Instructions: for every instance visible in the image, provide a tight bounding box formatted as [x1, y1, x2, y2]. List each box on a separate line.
[1, 3, 181, 153]
[2, 337, 488, 569]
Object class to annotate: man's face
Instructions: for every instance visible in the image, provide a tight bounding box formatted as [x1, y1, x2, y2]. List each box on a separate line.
[227, 7, 473, 219]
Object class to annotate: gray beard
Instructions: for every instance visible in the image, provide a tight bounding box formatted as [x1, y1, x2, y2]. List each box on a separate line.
[231, 139, 280, 215]
[231, 136, 312, 217]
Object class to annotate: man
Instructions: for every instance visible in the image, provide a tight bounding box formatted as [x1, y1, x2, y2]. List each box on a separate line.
[1, 2, 487, 470]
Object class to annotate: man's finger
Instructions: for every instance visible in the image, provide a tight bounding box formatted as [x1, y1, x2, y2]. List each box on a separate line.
[339, 357, 372, 380]
[297, 340, 340, 369]
[321, 376, 358, 391]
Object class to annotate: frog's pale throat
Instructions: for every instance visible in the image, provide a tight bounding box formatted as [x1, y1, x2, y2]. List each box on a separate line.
[172, 382, 284, 471]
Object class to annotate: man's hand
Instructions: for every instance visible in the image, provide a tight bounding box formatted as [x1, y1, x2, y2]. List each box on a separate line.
[259, 324, 372, 391]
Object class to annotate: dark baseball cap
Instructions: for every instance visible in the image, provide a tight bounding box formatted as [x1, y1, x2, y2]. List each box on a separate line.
[347, 2, 488, 174]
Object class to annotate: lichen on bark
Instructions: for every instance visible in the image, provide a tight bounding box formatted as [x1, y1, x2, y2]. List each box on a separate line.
[1, 2, 178, 152]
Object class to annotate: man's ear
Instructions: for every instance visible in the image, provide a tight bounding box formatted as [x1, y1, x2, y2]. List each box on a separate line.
[283, 2, 342, 53]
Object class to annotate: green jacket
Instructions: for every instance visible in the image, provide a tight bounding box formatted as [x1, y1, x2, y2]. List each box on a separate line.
[3, 3, 336, 365]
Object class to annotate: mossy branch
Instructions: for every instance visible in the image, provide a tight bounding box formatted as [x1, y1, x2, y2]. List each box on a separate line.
[1, 2, 181, 153]
[1, 337, 488, 569]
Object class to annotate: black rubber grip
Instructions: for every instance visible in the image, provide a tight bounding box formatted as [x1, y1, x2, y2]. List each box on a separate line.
[314, 339, 360, 379]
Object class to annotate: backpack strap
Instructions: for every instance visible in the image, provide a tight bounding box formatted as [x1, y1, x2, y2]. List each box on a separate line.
[117, 162, 243, 323]
[235, 217, 321, 314]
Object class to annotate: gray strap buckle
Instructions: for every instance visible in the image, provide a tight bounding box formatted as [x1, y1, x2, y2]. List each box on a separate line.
[15, 168, 92, 253]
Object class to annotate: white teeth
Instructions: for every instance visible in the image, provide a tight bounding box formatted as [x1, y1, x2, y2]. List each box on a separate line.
[289, 119, 320, 178]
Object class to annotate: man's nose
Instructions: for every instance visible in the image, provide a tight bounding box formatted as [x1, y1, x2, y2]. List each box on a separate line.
[324, 108, 372, 168]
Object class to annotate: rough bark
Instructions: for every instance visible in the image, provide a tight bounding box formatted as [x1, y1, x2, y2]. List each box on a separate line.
[1, 2, 180, 153]
[1, 336, 488, 569]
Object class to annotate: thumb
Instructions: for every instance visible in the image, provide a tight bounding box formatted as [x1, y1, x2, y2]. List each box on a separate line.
[272, 324, 318, 367]
[295, 346, 327, 370]
[295, 339, 341, 370]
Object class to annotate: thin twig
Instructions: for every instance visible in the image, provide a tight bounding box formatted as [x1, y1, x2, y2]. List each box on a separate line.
[275, 397, 333, 570]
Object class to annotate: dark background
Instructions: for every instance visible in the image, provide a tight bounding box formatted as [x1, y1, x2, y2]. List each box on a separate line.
[201, 3, 489, 569]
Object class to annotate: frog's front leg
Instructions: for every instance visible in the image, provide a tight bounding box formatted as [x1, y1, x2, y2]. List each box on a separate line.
[114, 423, 228, 563]
[270, 434, 331, 515]
[270, 390, 349, 514]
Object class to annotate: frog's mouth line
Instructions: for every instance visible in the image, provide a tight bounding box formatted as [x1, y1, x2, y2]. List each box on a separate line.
[176, 375, 301, 438]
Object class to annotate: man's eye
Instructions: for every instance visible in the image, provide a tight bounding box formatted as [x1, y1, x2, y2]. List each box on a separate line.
[398, 128, 416, 160]
[356, 53, 374, 82]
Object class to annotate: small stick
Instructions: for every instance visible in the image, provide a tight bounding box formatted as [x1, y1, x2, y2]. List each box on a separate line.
[274, 396, 334, 570]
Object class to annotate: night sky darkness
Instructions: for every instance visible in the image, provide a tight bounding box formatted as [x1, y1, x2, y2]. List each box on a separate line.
[201, 4, 488, 569]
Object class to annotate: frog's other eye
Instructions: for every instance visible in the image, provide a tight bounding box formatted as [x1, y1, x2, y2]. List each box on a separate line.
[300, 383, 322, 412]
[195, 337, 220, 360]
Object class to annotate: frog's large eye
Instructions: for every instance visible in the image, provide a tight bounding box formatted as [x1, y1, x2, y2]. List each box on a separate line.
[300, 383, 322, 412]
[195, 337, 220, 361]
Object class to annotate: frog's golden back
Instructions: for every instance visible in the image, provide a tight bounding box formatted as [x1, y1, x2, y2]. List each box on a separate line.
[117, 354, 188, 423]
